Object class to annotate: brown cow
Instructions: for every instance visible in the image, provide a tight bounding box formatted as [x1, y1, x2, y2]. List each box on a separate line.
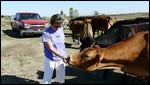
[67, 31, 149, 82]
[69, 19, 93, 44]
[79, 22, 149, 81]
[67, 16, 93, 30]
[91, 16, 114, 37]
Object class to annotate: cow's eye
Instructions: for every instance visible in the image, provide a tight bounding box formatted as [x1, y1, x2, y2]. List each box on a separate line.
[85, 55, 89, 58]
[81, 54, 89, 59]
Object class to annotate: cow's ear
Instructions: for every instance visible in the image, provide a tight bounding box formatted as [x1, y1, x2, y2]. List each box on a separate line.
[91, 44, 101, 49]
[95, 45, 101, 49]
[107, 17, 111, 21]
[90, 43, 95, 48]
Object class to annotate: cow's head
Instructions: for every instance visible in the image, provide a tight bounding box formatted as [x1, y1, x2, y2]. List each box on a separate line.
[67, 45, 102, 71]
[107, 17, 114, 29]
[80, 19, 93, 41]
[80, 37, 95, 51]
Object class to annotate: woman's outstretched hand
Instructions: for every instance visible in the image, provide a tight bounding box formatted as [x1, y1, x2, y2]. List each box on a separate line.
[62, 57, 67, 64]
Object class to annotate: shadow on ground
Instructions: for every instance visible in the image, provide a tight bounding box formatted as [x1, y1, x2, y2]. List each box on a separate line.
[2, 67, 147, 84]
[2, 29, 41, 38]
[36, 66, 148, 84]
[1, 75, 39, 84]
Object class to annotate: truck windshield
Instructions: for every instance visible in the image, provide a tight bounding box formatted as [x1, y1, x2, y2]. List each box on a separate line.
[19, 14, 42, 20]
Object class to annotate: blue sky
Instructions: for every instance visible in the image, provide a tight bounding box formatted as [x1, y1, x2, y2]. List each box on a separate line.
[1, 1, 149, 17]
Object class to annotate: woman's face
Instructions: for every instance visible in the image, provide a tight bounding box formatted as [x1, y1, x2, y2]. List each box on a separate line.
[51, 22, 62, 31]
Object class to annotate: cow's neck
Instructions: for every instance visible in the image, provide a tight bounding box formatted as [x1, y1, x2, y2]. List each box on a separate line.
[99, 32, 146, 64]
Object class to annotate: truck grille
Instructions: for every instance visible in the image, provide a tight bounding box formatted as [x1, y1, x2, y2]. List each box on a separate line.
[30, 24, 46, 30]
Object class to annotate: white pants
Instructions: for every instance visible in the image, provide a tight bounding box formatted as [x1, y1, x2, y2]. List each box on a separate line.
[42, 56, 66, 84]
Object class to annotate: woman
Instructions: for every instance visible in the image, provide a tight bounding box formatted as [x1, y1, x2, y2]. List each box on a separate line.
[42, 14, 67, 84]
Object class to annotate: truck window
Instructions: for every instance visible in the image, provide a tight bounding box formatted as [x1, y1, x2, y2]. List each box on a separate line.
[19, 14, 42, 20]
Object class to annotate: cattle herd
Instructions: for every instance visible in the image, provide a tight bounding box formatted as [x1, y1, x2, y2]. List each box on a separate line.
[66, 15, 149, 83]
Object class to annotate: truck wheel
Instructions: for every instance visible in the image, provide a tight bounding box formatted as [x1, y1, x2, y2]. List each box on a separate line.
[11, 23, 16, 32]
[12, 28, 16, 32]
[20, 29, 24, 37]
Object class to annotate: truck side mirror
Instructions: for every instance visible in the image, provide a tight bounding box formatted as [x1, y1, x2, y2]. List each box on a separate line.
[42, 17, 45, 20]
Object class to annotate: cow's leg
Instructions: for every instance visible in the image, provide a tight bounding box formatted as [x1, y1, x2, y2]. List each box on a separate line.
[97, 30, 99, 37]
[104, 29, 107, 33]
[93, 30, 96, 38]
[101, 29, 107, 35]
[100, 30, 105, 35]
[77, 37, 80, 44]
[72, 33, 76, 44]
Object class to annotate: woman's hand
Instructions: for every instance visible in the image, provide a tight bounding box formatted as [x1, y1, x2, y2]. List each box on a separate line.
[62, 57, 67, 63]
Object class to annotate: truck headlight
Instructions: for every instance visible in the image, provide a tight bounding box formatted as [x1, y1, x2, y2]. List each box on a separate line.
[24, 24, 30, 28]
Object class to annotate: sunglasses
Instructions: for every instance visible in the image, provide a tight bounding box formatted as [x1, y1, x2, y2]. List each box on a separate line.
[54, 25, 61, 28]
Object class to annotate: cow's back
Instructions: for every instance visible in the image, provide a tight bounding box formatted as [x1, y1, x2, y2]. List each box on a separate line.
[109, 17, 149, 30]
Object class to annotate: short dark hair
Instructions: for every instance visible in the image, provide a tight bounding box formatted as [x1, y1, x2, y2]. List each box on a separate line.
[50, 14, 64, 25]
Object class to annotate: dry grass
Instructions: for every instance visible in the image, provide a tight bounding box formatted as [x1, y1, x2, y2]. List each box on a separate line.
[1, 13, 149, 84]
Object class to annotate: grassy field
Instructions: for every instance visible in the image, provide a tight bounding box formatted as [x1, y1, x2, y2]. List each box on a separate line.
[1, 12, 149, 84]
